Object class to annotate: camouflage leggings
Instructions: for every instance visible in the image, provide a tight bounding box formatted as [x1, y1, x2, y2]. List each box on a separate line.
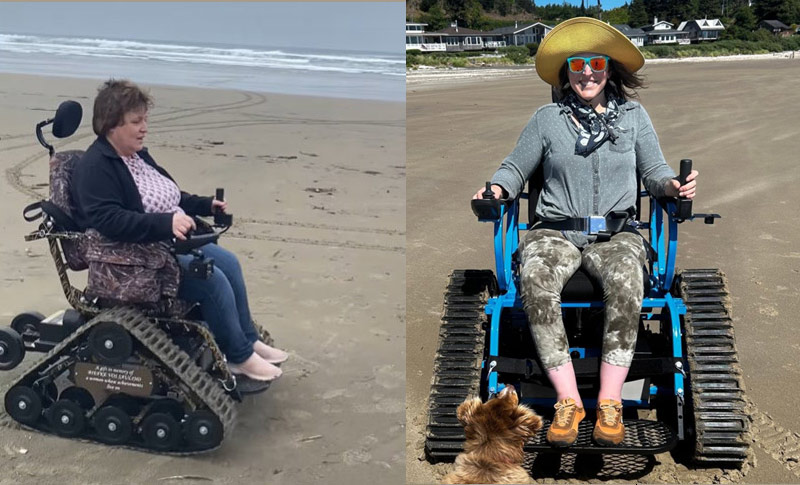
[519, 229, 647, 370]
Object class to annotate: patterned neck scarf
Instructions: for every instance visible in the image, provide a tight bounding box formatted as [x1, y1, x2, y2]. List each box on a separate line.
[562, 92, 622, 156]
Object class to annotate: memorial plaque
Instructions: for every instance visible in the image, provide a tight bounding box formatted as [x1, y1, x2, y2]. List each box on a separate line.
[74, 362, 154, 402]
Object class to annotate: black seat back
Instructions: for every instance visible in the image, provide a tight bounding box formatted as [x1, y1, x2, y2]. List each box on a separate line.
[48, 149, 87, 271]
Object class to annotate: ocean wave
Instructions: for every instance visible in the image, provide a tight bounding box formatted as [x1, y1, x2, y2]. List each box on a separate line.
[0, 33, 404, 77]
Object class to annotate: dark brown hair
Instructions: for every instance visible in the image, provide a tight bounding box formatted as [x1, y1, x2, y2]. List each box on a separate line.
[553, 58, 646, 102]
[92, 79, 153, 136]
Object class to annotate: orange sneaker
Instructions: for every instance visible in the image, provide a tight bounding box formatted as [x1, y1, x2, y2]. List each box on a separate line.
[593, 399, 625, 446]
[546, 397, 585, 447]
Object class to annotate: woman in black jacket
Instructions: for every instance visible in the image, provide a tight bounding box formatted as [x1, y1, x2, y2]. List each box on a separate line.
[73, 79, 286, 382]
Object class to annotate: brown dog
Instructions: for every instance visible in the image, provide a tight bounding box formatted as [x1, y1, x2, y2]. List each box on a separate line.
[442, 385, 542, 484]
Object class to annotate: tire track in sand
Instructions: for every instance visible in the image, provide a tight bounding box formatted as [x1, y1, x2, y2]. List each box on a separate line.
[4, 92, 270, 199]
[747, 398, 800, 478]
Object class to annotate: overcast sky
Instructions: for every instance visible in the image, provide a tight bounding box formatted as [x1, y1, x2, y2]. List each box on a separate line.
[0, 2, 403, 54]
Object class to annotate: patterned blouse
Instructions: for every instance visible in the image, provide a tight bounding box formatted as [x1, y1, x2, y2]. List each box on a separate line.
[122, 153, 184, 214]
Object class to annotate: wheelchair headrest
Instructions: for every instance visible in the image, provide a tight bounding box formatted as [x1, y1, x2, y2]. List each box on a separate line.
[52, 100, 82, 138]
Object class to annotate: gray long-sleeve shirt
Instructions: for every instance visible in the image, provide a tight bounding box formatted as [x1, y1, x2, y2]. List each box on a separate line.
[490, 100, 676, 246]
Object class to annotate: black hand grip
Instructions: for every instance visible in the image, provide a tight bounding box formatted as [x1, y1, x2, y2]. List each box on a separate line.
[677, 159, 693, 221]
[679, 159, 692, 187]
[213, 187, 233, 227]
[482, 182, 495, 200]
[174, 232, 219, 255]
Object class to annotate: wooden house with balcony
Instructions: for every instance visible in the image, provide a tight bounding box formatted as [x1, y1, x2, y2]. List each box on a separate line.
[678, 18, 725, 42]
[641, 17, 690, 45]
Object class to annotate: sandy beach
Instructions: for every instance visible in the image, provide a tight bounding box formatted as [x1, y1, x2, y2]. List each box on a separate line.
[0, 73, 405, 485]
[407, 57, 800, 483]
[406, 49, 800, 88]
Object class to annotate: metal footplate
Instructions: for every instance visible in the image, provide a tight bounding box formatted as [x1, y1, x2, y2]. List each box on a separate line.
[425, 270, 493, 463]
[678, 269, 750, 464]
[427, 418, 677, 461]
[1, 307, 237, 454]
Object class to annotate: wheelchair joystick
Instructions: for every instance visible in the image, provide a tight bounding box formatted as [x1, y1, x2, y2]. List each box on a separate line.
[482, 182, 495, 200]
[471, 181, 504, 220]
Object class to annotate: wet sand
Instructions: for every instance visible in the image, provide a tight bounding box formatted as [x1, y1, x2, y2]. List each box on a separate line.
[407, 58, 800, 483]
[0, 73, 405, 484]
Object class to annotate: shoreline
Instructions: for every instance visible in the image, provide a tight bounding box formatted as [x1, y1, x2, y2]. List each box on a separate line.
[0, 51, 405, 103]
[0, 71, 404, 110]
[406, 49, 800, 87]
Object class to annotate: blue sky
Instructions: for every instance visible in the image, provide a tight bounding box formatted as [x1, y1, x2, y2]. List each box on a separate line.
[0, 2, 404, 54]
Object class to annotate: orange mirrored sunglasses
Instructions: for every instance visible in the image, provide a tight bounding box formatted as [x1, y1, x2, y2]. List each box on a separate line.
[566, 55, 609, 73]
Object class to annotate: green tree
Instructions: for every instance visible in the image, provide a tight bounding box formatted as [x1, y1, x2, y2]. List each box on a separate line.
[464, 0, 484, 28]
[629, 0, 649, 26]
[423, 2, 449, 30]
[497, 0, 514, 16]
[734, 4, 758, 30]
[753, 0, 793, 23]
[420, 0, 439, 12]
[673, 0, 699, 22]
[605, 4, 630, 24]
[698, 0, 722, 18]
[515, 0, 535, 14]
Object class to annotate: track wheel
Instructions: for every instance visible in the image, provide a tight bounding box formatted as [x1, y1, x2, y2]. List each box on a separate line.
[184, 410, 223, 449]
[94, 406, 133, 444]
[142, 412, 182, 451]
[10, 311, 44, 341]
[148, 399, 186, 421]
[48, 399, 86, 437]
[5, 386, 42, 425]
[0, 328, 25, 370]
[88, 322, 133, 365]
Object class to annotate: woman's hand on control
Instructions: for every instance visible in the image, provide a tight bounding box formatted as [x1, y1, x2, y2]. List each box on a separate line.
[472, 184, 505, 200]
[211, 198, 228, 213]
[172, 212, 196, 240]
[667, 170, 699, 199]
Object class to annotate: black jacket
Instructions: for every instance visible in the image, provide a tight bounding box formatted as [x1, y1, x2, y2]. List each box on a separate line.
[72, 136, 213, 243]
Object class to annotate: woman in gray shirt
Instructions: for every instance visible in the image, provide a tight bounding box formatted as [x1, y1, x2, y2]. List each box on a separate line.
[471, 18, 698, 447]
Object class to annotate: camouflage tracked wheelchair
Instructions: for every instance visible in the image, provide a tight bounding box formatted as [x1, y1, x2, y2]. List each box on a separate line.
[0, 101, 274, 453]
[425, 160, 751, 466]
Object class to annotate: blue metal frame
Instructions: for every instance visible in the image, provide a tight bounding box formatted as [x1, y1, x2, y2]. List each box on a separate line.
[480, 192, 688, 420]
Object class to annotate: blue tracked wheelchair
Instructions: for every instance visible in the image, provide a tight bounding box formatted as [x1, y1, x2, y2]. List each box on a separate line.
[425, 159, 750, 465]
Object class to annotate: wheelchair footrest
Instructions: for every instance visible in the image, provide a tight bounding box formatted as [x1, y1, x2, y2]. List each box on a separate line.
[425, 418, 677, 462]
[524, 418, 677, 454]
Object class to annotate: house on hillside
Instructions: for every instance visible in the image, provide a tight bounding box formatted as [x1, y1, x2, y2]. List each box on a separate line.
[759, 20, 793, 37]
[488, 22, 554, 46]
[613, 24, 646, 47]
[406, 23, 447, 52]
[424, 23, 509, 51]
[678, 18, 725, 42]
[641, 17, 690, 45]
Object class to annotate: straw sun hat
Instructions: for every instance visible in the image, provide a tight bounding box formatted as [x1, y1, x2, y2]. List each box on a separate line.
[535, 17, 645, 87]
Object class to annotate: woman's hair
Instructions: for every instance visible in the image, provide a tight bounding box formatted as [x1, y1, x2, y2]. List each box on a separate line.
[92, 79, 153, 136]
[553, 58, 646, 102]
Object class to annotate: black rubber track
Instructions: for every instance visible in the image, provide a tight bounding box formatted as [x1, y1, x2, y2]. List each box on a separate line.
[678, 269, 750, 465]
[425, 269, 494, 463]
[1, 307, 237, 454]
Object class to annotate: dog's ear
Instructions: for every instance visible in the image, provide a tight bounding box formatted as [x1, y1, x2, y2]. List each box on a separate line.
[512, 405, 543, 437]
[456, 396, 483, 426]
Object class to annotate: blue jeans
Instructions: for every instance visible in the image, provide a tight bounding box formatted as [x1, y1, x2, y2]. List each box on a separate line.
[176, 244, 259, 364]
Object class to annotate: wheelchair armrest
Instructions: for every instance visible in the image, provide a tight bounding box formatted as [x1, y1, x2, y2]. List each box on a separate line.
[173, 232, 219, 254]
